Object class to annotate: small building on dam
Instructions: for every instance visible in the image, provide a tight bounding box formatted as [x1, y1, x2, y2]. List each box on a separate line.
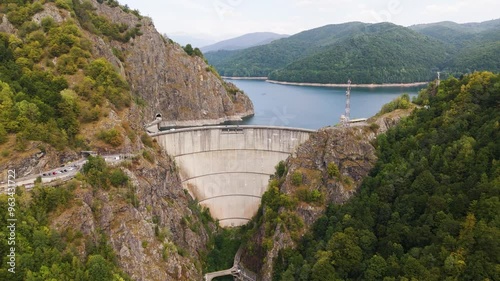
[152, 125, 314, 227]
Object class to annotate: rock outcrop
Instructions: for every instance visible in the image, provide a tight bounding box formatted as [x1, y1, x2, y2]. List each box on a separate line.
[0, 14, 16, 34]
[242, 110, 412, 280]
[1, 1, 252, 279]
[50, 152, 211, 281]
[85, 0, 254, 125]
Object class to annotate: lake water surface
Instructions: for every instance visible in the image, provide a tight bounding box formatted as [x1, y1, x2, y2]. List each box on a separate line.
[228, 79, 425, 130]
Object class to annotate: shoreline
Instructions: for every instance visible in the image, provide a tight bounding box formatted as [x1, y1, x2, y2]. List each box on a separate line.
[266, 80, 429, 88]
[222, 76, 268, 80]
[157, 111, 255, 129]
[222, 77, 429, 87]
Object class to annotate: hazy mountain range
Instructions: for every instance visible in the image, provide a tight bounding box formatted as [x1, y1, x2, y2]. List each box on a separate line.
[200, 32, 289, 52]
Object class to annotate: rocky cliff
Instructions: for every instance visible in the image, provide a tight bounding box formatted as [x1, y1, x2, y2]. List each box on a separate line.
[240, 109, 412, 280]
[0, 0, 253, 280]
[84, 0, 254, 125]
[50, 151, 212, 280]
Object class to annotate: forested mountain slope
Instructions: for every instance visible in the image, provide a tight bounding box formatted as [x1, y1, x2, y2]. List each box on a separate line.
[257, 72, 499, 280]
[410, 20, 500, 76]
[206, 20, 500, 84]
[269, 23, 446, 84]
[0, 0, 251, 280]
[204, 22, 369, 77]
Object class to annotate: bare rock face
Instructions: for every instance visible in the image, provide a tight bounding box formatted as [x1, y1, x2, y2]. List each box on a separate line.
[243, 110, 412, 280]
[51, 154, 212, 281]
[86, 0, 254, 125]
[32, 2, 68, 24]
[0, 14, 16, 34]
[0, 141, 79, 179]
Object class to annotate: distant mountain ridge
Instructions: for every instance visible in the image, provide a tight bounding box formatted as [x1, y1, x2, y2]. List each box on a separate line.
[410, 18, 500, 35]
[201, 32, 289, 52]
[205, 19, 500, 84]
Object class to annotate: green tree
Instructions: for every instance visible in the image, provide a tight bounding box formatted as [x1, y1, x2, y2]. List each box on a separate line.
[86, 255, 113, 281]
[275, 160, 286, 178]
[364, 255, 388, 280]
[327, 228, 363, 277]
[109, 169, 128, 187]
[311, 252, 339, 281]
[183, 44, 194, 56]
[82, 156, 109, 189]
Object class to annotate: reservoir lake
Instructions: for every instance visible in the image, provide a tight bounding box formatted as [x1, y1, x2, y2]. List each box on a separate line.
[228, 79, 426, 130]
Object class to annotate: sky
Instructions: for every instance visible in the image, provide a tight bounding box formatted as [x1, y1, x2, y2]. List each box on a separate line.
[118, 0, 500, 45]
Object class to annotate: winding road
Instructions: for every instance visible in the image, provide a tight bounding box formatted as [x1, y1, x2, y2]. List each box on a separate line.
[0, 154, 134, 192]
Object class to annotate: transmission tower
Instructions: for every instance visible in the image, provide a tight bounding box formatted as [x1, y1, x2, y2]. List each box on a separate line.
[341, 79, 351, 127]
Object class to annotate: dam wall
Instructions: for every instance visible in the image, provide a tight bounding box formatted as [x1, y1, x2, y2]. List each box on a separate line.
[153, 126, 313, 227]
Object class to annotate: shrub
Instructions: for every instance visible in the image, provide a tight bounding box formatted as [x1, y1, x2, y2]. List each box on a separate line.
[275, 160, 286, 178]
[55, 0, 71, 10]
[291, 171, 303, 186]
[183, 44, 194, 56]
[97, 128, 123, 147]
[141, 133, 153, 148]
[112, 47, 125, 62]
[82, 156, 109, 190]
[296, 187, 324, 204]
[369, 123, 380, 132]
[379, 93, 411, 115]
[327, 162, 340, 179]
[142, 150, 154, 163]
[1, 150, 10, 158]
[109, 169, 128, 187]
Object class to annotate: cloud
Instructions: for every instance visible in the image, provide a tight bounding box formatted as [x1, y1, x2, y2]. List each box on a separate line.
[121, 0, 500, 39]
[294, 0, 352, 7]
[422, 0, 500, 23]
[425, 1, 467, 13]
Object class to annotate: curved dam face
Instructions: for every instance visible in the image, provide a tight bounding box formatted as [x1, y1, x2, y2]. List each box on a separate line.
[153, 126, 313, 227]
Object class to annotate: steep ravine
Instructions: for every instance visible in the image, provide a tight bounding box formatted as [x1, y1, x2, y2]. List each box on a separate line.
[0, 2, 412, 280]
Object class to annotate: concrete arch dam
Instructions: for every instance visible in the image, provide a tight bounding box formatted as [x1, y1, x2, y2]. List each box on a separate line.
[152, 126, 314, 227]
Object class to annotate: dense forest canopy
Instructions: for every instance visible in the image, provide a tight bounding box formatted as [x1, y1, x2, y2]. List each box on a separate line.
[269, 72, 500, 280]
[205, 20, 500, 84]
[0, 180, 132, 280]
[269, 24, 447, 84]
[204, 22, 370, 78]
[0, 0, 134, 150]
[0, 0, 141, 279]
